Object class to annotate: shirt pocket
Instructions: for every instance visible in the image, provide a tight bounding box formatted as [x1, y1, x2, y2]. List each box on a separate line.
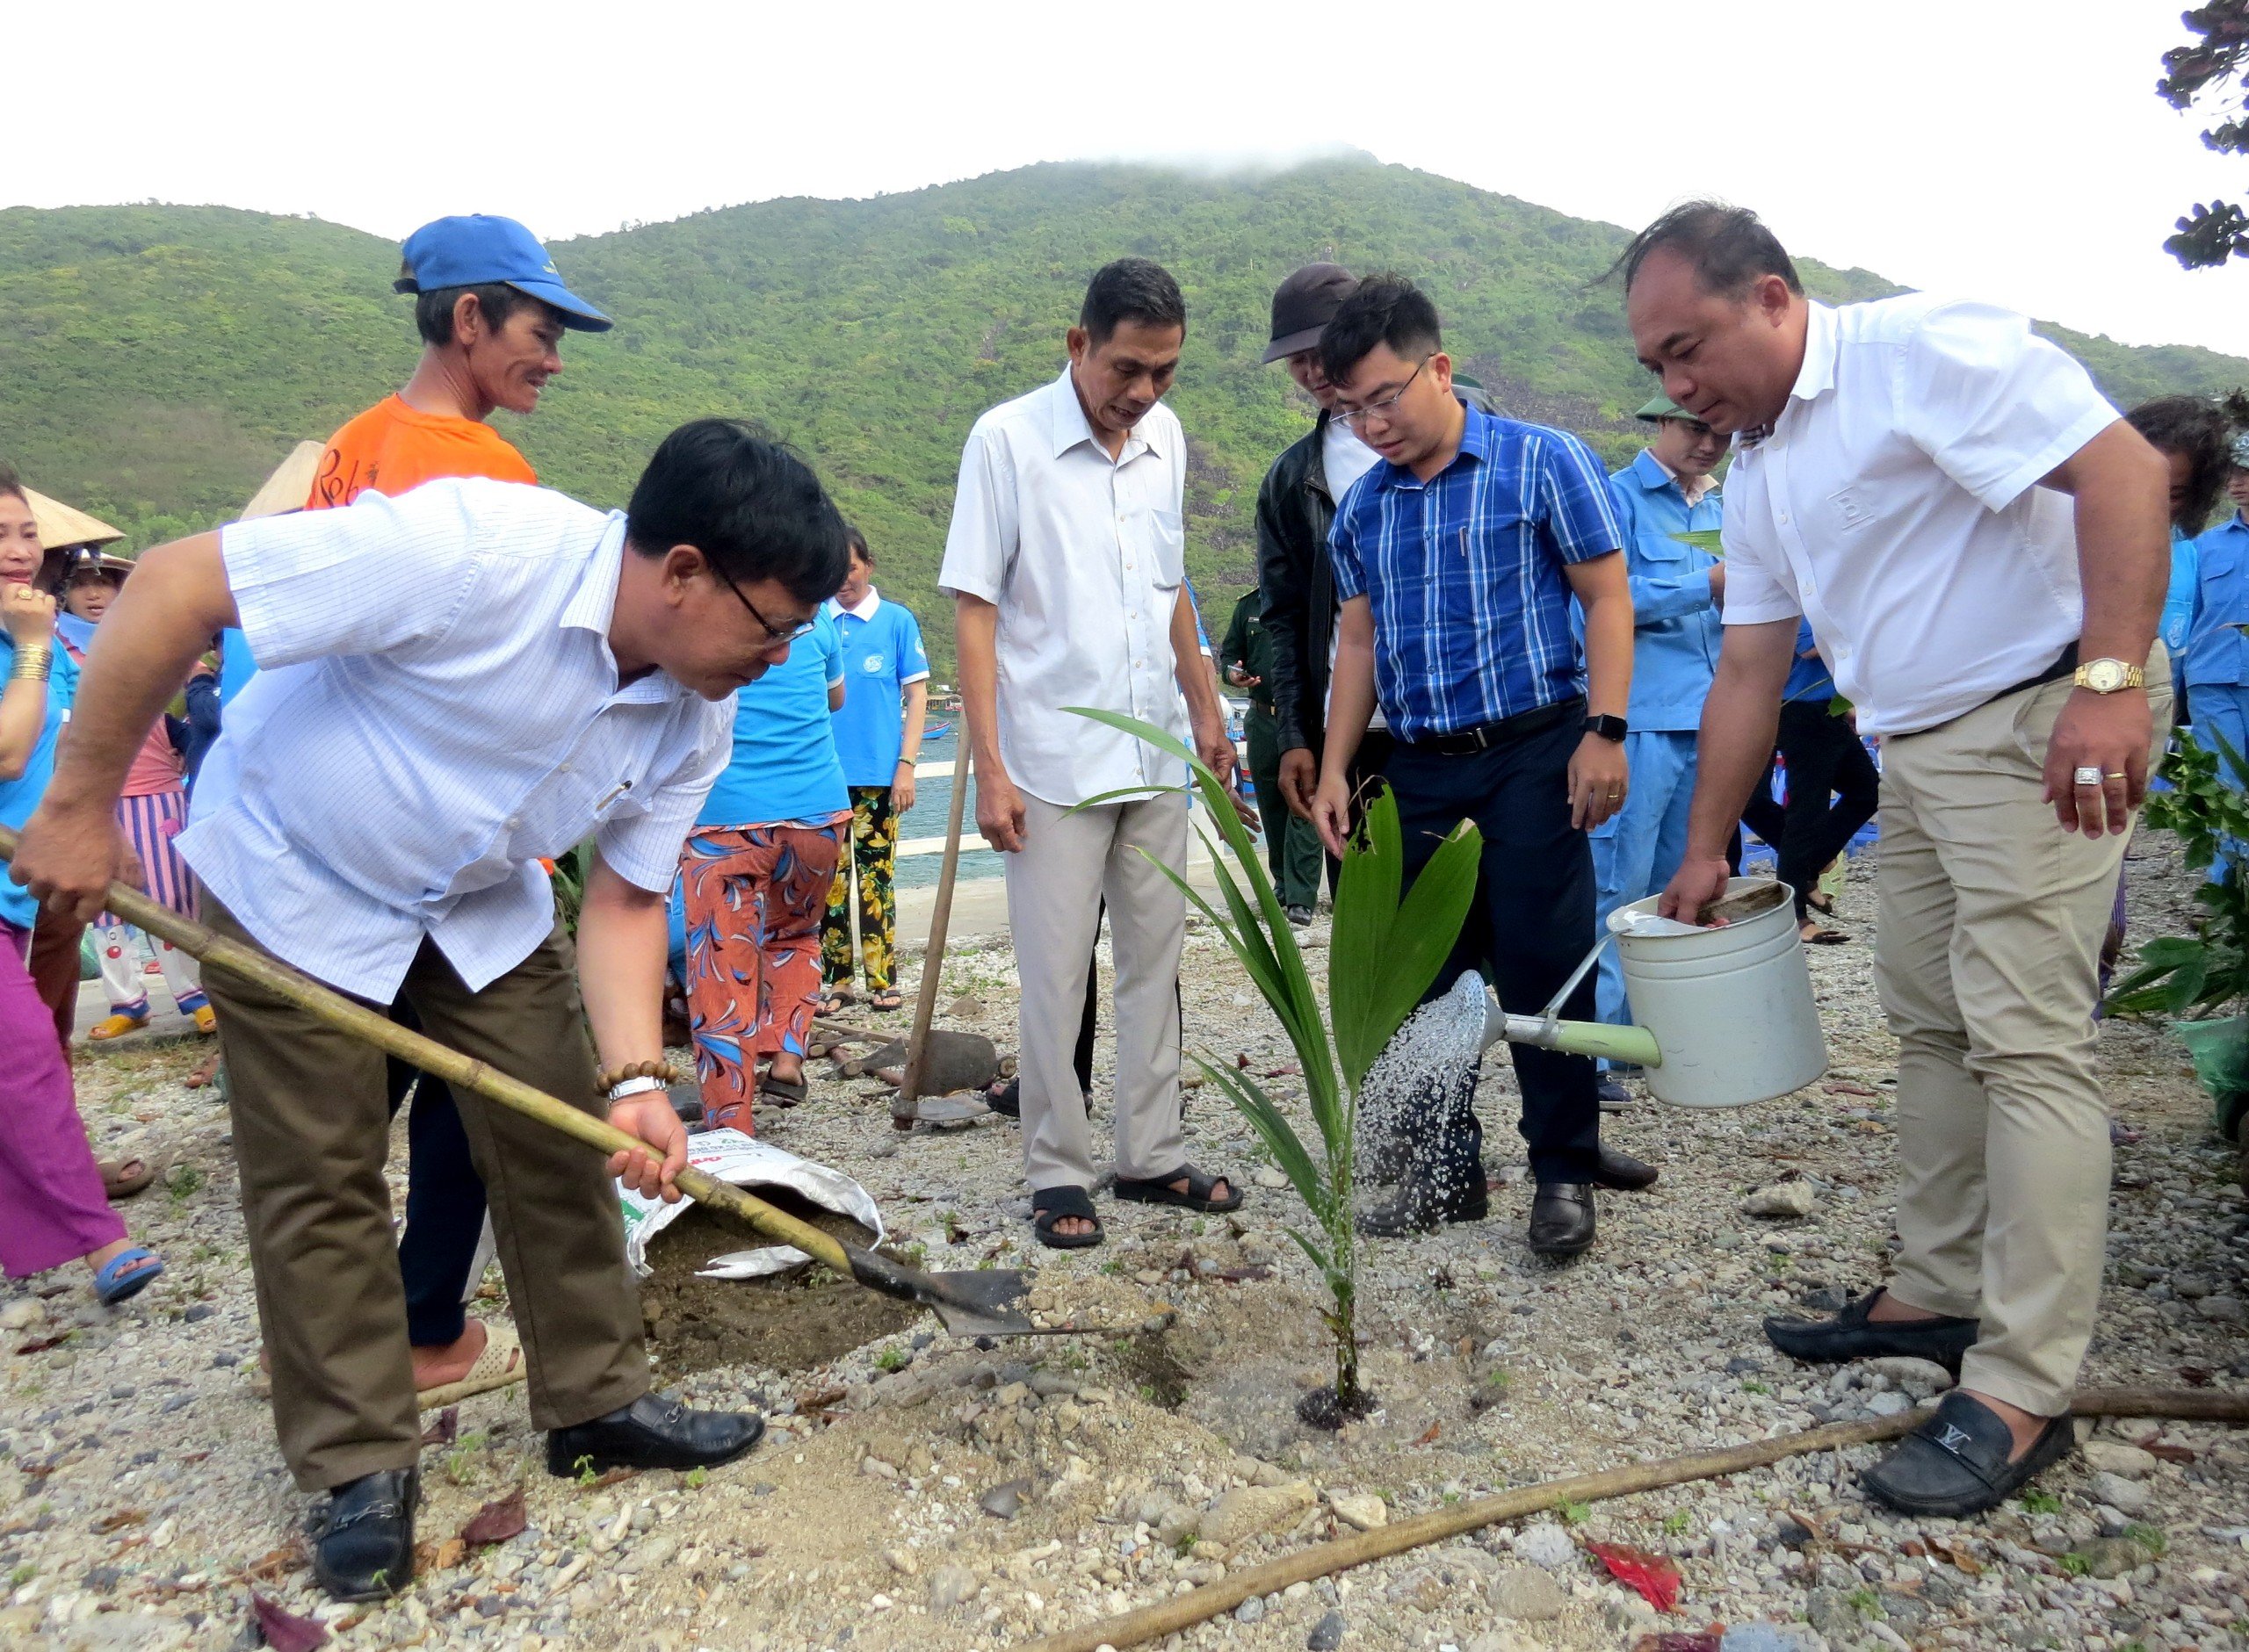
[1149, 508, 1187, 590]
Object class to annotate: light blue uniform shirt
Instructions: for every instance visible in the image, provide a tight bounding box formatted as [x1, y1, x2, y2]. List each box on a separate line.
[1782, 617, 1836, 704]
[2163, 526, 2200, 657]
[0, 635, 76, 933]
[1604, 450, 1725, 732]
[825, 592, 929, 788]
[2189, 514, 2249, 688]
[697, 610, 849, 827]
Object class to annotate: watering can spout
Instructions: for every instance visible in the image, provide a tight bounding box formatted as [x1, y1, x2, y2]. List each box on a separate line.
[1477, 987, 1664, 1070]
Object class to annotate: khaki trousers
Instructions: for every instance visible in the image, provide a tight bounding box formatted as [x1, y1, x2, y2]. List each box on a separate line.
[201, 893, 647, 1490]
[1004, 790, 1189, 1191]
[1874, 660, 2169, 1416]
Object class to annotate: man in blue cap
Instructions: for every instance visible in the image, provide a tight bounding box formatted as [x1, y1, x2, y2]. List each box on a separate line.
[211, 214, 612, 1419]
[1588, 394, 1726, 1108]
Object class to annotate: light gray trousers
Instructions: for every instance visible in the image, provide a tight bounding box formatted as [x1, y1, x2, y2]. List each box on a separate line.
[1004, 790, 1189, 1191]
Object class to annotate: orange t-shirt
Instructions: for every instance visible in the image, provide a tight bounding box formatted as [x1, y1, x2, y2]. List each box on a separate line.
[305, 394, 536, 510]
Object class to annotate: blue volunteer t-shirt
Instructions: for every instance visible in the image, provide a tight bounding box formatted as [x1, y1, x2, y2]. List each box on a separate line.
[696, 610, 850, 827]
[0, 634, 78, 933]
[827, 592, 931, 787]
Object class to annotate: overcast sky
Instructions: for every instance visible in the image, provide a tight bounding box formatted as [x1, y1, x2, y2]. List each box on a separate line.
[18, 2, 2249, 356]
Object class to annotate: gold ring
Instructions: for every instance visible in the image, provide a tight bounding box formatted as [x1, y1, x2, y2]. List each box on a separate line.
[2105, 772, 2127, 780]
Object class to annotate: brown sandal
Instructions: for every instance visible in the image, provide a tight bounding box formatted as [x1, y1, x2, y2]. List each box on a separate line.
[100, 1158, 155, 1201]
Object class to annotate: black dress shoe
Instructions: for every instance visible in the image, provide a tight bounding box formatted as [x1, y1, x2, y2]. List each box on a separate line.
[1528, 1183, 1596, 1254]
[1593, 1143, 1659, 1191]
[1763, 1287, 1979, 1374]
[310, 1468, 417, 1603]
[1862, 1389, 2074, 1516]
[1359, 1175, 1488, 1237]
[546, 1393, 765, 1477]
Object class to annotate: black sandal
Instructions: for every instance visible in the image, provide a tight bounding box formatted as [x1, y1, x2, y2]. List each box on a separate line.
[983, 1077, 1020, 1118]
[759, 1072, 809, 1107]
[1031, 1185, 1103, 1249]
[1114, 1165, 1243, 1213]
[869, 989, 904, 1013]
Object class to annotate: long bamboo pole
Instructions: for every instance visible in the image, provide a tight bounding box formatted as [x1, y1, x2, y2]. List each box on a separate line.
[0, 828, 880, 1288]
[896, 741, 973, 1121]
[1022, 1387, 2249, 1652]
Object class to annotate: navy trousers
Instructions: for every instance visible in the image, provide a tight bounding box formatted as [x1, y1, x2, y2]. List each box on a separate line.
[1387, 714, 1602, 1187]
[386, 1002, 488, 1349]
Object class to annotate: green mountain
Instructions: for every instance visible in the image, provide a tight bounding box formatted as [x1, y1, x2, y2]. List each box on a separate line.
[4, 154, 2243, 677]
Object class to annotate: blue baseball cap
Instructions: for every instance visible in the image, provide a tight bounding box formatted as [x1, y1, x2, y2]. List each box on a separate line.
[393, 214, 611, 333]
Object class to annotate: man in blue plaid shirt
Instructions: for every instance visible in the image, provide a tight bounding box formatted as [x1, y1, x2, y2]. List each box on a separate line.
[1310, 276, 1656, 1255]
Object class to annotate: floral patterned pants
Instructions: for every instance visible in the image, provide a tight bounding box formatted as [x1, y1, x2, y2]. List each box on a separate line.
[681, 818, 847, 1130]
[821, 787, 900, 992]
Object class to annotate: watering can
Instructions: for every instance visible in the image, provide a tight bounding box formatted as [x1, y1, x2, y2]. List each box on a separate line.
[1477, 877, 1828, 1109]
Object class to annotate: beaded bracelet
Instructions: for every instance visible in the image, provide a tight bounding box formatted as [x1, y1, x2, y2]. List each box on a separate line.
[596, 1057, 680, 1093]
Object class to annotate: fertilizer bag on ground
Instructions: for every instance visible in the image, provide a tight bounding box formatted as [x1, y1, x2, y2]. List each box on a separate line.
[2174, 1014, 2249, 1139]
[617, 1129, 885, 1279]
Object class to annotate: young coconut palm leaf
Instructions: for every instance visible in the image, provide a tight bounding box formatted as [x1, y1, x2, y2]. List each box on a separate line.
[1064, 707, 1482, 1408]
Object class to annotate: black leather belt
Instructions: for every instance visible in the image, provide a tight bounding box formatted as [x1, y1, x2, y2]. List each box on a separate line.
[1403, 696, 1585, 756]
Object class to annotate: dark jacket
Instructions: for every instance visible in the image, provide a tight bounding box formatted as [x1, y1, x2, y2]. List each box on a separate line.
[1255, 386, 1499, 755]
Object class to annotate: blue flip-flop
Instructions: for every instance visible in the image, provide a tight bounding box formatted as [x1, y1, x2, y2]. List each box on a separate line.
[92, 1247, 163, 1306]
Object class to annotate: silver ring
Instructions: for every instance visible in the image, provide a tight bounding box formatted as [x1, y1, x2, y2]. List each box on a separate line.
[2072, 765, 2104, 787]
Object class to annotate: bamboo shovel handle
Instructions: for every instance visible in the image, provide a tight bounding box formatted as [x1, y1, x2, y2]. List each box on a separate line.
[898, 741, 972, 1110]
[0, 826, 857, 1276]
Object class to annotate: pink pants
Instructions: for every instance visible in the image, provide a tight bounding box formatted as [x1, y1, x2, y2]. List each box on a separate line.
[0, 920, 124, 1276]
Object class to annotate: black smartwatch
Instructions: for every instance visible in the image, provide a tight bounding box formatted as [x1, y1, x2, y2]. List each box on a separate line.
[1584, 714, 1628, 743]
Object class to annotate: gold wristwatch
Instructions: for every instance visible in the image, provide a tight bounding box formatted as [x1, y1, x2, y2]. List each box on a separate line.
[2072, 658, 2144, 694]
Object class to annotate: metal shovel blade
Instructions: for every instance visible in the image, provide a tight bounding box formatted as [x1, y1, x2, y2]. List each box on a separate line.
[843, 1247, 1041, 1337]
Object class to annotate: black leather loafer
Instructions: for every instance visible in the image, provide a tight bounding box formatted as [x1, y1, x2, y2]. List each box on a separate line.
[1528, 1182, 1596, 1254]
[1763, 1287, 1979, 1374]
[1359, 1176, 1489, 1237]
[1862, 1389, 2074, 1516]
[310, 1468, 417, 1602]
[1593, 1144, 1659, 1191]
[546, 1393, 765, 1477]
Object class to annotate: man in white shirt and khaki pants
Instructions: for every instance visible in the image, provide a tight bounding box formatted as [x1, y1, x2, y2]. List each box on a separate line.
[11, 421, 846, 1600]
[1627, 204, 2172, 1515]
[944, 258, 1243, 1249]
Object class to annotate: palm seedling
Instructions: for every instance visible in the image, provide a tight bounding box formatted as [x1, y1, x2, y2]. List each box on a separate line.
[1069, 709, 1480, 1418]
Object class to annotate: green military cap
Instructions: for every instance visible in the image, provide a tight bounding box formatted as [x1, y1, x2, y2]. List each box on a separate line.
[1636, 394, 1696, 422]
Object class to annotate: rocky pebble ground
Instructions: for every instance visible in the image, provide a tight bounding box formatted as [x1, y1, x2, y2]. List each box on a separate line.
[2, 833, 2245, 1652]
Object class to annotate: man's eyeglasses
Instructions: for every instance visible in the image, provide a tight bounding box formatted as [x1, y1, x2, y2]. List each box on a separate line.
[1334, 359, 1426, 428]
[712, 565, 815, 646]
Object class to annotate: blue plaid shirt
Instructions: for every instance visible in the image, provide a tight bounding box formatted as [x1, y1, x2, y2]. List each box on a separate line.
[1329, 406, 1624, 742]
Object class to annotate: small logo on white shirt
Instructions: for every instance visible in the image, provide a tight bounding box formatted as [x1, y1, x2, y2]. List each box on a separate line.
[1829, 487, 1874, 531]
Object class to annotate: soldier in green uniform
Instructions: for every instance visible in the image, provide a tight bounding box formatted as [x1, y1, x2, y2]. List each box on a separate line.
[1219, 586, 1323, 924]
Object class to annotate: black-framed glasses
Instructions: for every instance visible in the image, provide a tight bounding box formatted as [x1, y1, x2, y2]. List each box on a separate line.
[711, 565, 815, 646]
[1334, 358, 1426, 428]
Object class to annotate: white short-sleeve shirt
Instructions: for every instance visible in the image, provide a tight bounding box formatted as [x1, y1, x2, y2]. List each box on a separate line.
[936, 367, 1192, 806]
[1720, 294, 2120, 736]
[181, 479, 734, 999]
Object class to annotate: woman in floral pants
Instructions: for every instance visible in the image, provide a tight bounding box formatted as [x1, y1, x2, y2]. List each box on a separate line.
[680, 609, 851, 1130]
[819, 530, 929, 1014]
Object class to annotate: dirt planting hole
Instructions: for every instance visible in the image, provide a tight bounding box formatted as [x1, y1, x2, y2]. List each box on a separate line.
[1117, 1330, 1194, 1410]
[637, 1197, 918, 1377]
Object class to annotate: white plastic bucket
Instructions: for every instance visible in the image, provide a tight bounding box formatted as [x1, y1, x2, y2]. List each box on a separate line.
[1607, 876, 1827, 1108]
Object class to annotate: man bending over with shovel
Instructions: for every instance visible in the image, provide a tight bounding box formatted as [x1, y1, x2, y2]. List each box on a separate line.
[10, 418, 849, 1601]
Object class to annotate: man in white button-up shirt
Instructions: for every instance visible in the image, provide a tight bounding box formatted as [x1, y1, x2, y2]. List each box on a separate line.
[942, 259, 1242, 1247]
[13, 420, 848, 1599]
[1624, 204, 2172, 1517]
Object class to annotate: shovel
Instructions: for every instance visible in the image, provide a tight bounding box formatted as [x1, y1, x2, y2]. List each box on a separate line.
[0, 826, 1041, 1338]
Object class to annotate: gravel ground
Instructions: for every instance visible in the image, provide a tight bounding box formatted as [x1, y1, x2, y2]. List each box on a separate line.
[3, 833, 2245, 1652]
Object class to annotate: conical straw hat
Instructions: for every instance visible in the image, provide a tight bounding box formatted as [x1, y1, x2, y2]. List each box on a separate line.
[241, 440, 324, 520]
[23, 487, 122, 550]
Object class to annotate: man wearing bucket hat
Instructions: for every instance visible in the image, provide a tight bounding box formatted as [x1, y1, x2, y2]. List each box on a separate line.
[1587, 395, 1727, 1106]
[1627, 202, 2172, 1515]
[211, 213, 617, 1443]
